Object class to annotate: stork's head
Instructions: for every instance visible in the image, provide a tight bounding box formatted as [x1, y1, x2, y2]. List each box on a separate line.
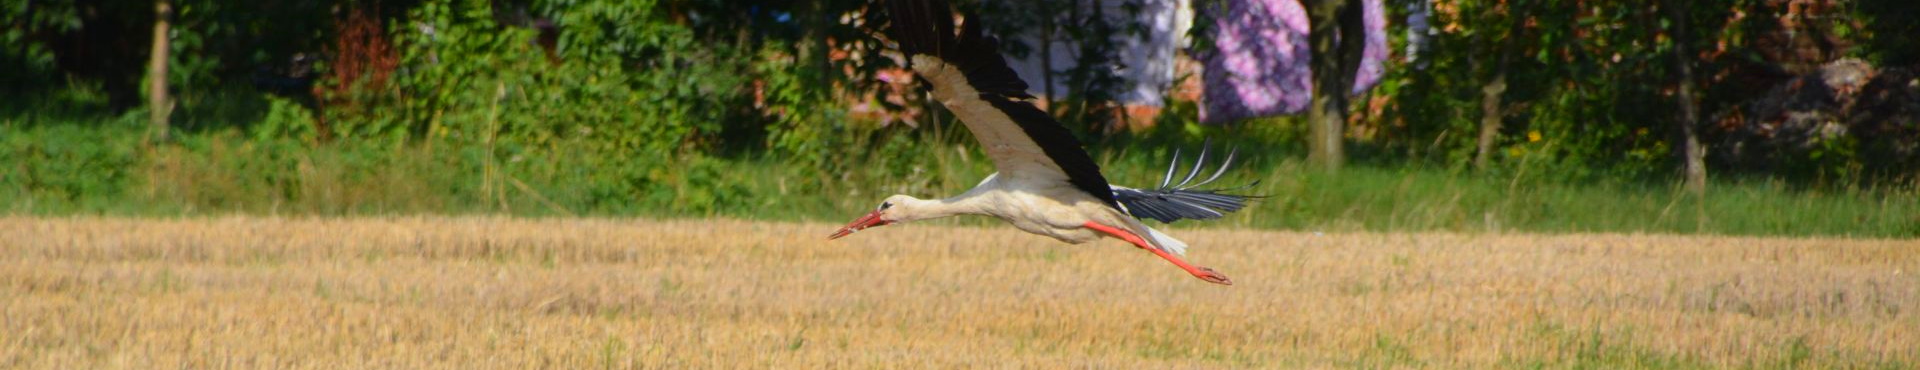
[828, 195, 921, 240]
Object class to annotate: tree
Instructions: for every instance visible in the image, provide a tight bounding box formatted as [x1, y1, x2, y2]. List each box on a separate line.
[1472, 0, 1529, 171]
[1304, 0, 1367, 170]
[147, 0, 172, 142]
[1666, 0, 1707, 196]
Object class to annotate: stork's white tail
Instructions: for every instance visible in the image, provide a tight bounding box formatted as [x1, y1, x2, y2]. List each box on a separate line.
[1144, 225, 1188, 256]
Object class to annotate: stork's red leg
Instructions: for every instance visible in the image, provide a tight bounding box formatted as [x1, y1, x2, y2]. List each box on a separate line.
[1082, 221, 1232, 285]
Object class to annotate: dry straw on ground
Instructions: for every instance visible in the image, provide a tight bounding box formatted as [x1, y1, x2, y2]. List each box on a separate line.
[2, 217, 1915, 368]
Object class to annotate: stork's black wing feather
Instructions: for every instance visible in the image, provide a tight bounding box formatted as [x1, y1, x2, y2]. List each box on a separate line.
[886, 0, 1033, 99]
[888, 0, 1118, 209]
[983, 95, 1119, 208]
[1112, 143, 1262, 223]
[1114, 186, 1259, 223]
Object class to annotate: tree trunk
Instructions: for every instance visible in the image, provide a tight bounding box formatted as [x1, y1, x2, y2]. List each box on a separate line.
[1040, 1, 1057, 116]
[1667, 0, 1707, 196]
[1069, 0, 1089, 126]
[18, 0, 34, 59]
[1475, 2, 1523, 171]
[1305, 0, 1364, 170]
[1475, 72, 1506, 170]
[800, 0, 832, 89]
[147, 0, 173, 142]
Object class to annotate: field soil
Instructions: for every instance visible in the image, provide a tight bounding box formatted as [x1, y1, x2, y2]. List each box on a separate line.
[2, 217, 1916, 368]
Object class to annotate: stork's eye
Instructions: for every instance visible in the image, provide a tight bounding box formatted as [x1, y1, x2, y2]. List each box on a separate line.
[878, 202, 893, 211]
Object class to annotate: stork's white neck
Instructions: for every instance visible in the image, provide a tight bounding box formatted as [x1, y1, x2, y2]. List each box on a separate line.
[888, 192, 991, 224]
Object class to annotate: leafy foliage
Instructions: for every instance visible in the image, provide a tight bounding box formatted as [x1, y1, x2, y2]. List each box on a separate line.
[1, 0, 1916, 232]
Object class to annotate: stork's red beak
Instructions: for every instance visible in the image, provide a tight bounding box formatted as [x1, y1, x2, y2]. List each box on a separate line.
[828, 210, 891, 240]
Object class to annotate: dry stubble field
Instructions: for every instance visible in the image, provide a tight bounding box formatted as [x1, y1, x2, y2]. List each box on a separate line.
[2, 217, 1916, 368]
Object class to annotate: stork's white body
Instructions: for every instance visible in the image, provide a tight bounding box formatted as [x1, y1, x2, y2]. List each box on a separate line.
[913, 56, 1182, 252]
[928, 174, 1118, 243]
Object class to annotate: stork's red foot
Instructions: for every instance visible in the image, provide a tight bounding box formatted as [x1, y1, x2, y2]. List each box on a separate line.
[1192, 267, 1233, 285]
[1082, 221, 1234, 286]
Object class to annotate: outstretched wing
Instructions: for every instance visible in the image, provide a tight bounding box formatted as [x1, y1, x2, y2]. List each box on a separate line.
[887, 0, 1119, 209]
[1112, 143, 1261, 223]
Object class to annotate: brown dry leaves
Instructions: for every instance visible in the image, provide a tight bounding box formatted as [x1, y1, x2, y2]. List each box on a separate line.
[2, 217, 1916, 368]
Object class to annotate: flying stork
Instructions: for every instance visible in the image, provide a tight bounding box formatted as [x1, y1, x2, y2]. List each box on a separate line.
[829, 0, 1257, 285]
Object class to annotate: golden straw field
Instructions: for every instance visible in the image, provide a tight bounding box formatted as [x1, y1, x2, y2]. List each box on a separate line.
[2, 217, 1916, 368]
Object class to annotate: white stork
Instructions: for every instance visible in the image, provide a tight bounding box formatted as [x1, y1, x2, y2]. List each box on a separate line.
[829, 0, 1257, 285]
